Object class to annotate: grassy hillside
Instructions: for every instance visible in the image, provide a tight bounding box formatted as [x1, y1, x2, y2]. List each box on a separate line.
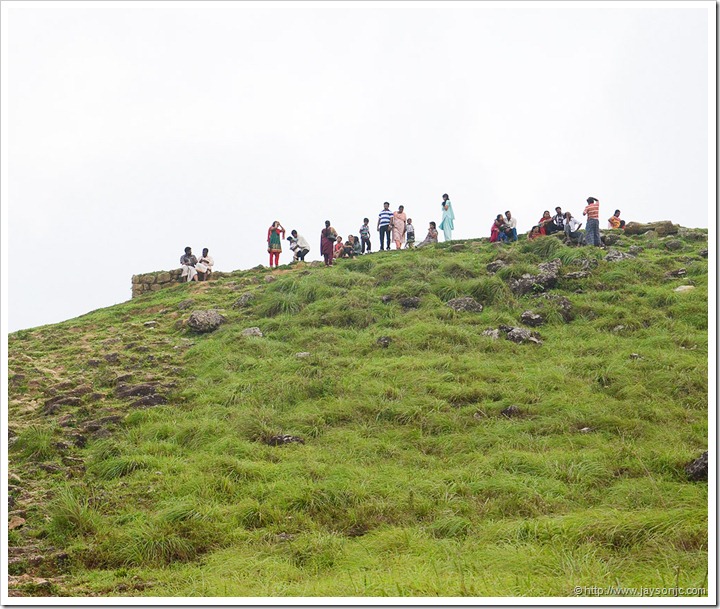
[7, 229, 709, 598]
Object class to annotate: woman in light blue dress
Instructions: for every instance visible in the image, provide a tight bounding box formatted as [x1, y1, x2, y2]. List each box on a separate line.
[439, 193, 454, 241]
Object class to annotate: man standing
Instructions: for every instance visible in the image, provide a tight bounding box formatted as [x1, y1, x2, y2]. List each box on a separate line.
[583, 197, 601, 246]
[377, 202, 393, 251]
[180, 246, 198, 282]
[504, 211, 518, 242]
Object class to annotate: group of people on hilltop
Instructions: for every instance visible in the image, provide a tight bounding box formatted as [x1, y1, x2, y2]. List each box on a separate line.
[492, 198, 625, 248]
[264, 193, 455, 268]
[179, 246, 214, 282]
[178, 194, 627, 277]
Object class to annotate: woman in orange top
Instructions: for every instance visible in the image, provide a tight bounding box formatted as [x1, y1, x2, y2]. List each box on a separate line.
[608, 210, 625, 229]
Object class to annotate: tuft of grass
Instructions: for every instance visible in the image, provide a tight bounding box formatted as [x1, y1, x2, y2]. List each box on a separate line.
[429, 516, 472, 539]
[116, 523, 197, 566]
[90, 456, 153, 480]
[12, 425, 57, 461]
[520, 236, 564, 258]
[48, 485, 101, 539]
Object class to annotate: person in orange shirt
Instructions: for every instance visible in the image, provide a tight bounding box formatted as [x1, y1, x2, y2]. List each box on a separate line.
[608, 209, 625, 229]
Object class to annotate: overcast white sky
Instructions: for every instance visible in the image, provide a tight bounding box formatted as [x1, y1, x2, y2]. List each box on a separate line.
[2, 1, 714, 332]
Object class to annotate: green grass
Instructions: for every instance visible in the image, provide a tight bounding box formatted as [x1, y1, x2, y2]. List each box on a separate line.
[7, 229, 709, 597]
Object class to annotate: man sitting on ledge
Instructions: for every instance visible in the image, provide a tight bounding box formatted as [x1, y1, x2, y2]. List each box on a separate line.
[180, 246, 198, 282]
[196, 248, 214, 280]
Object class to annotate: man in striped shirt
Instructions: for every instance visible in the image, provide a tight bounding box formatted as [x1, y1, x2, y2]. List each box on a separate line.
[377, 202, 393, 251]
[583, 197, 601, 247]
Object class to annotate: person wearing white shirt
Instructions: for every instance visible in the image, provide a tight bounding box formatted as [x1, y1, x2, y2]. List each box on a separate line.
[196, 248, 214, 280]
[288, 230, 310, 261]
[504, 211, 518, 242]
[563, 213, 585, 245]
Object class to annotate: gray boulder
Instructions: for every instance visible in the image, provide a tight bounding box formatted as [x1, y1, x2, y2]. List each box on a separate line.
[605, 249, 635, 262]
[564, 271, 591, 280]
[486, 260, 507, 274]
[377, 336, 392, 348]
[509, 259, 561, 296]
[624, 221, 678, 236]
[188, 310, 226, 333]
[664, 239, 684, 251]
[506, 327, 543, 345]
[266, 434, 305, 446]
[241, 327, 263, 337]
[446, 297, 483, 313]
[501, 405, 523, 418]
[399, 297, 421, 309]
[628, 245, 644, 256]
[677, 228, 707, 241]
[520, 311, 544, 327]
[685, 451, 708, 481]
[233, 292, 256, 308]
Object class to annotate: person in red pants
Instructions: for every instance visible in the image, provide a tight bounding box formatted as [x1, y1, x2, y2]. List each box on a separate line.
[267, 221, 285, 268]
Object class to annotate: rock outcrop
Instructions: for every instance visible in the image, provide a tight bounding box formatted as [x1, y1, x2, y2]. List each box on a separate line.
[623, 221, 679, 236]
[446, 297, 483, 313]
[188, 310, 226, 333]
[509, 259, 562, 296]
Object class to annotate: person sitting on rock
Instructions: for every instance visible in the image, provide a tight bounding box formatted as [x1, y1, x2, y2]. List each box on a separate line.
[608, 209, 625, 229]
[537, 210, 557, 235]
[552, 206, 565, 232]
[180, 246, 198, 282]
[196, 248, 214, 281]
[528, 225, 542, 240]
[416, 221, 439, 248]
[352, 235, 363, 257]
[563, 212, 585, 245]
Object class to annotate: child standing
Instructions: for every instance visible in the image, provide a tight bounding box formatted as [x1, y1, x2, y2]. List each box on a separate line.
[359, 218, 372, 254]
[405, 218, 415, 248]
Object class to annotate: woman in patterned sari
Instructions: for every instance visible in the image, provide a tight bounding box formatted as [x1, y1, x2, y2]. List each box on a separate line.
[392, 205, 407, 250]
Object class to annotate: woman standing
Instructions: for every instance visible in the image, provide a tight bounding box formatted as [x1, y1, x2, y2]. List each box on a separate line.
[267, 221, 285, 268]
[320, 220, 337, 266]
[391, 205, 407, 250]
[439, 194, 454, 241]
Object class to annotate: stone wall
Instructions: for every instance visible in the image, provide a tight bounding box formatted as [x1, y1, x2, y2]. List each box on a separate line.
[131, 269, 228, 298]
